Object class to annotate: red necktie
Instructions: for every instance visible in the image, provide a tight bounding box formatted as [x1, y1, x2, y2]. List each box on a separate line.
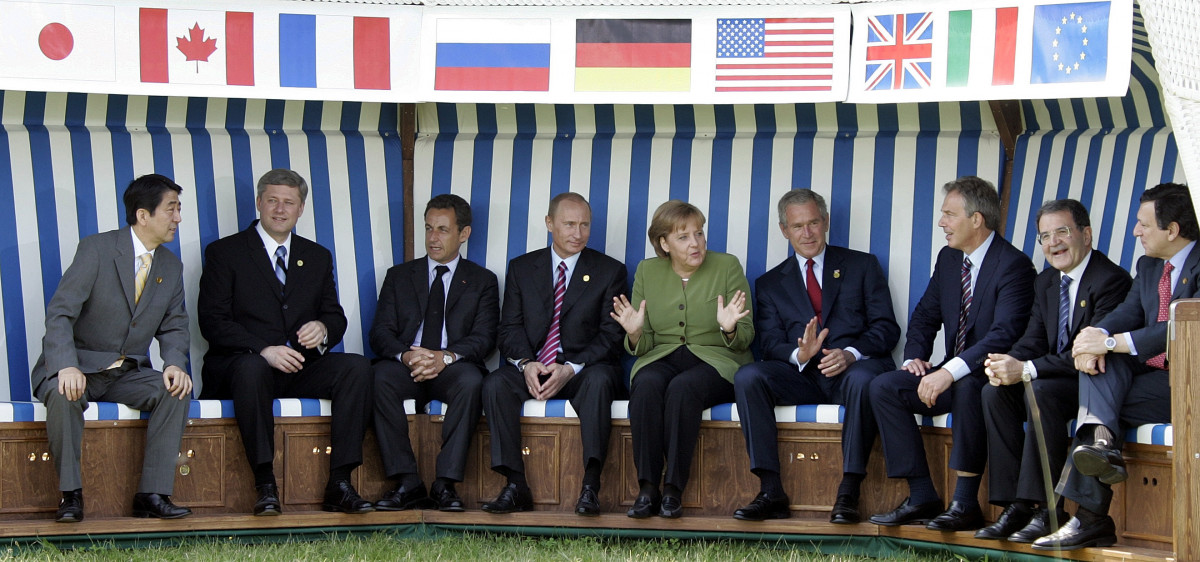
[1146, 261, 1174, 369]
[806, 258, 822, 323]
[537, 261, 568, 366]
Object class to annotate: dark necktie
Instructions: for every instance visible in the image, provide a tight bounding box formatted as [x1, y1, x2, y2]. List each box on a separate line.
[955, 256, 973, 356]
[422, 265, 449, 351]
[805, 258, 822, 323]
[1146, 262, 1174, 369]
[274, 246, 287, 290]
[1056, 275, 1072, 353]
[537, 261, 568, 365]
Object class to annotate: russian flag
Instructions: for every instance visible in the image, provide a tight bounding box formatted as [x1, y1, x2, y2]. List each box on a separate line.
[278, 14, 390, 90]
[434, 18, 551, 91]
[139, 8, 254, 86]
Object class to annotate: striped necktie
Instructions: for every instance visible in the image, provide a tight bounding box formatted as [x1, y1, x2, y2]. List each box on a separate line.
[274, 246, 288, 289]
[1056, 275, 1072, 353]
[537, 261, 568, 366]
[954, 256, 973, 356]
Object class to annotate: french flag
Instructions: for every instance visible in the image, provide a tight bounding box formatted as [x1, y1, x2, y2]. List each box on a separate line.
[434, 18, 551, 91]
[278, 14, 390, 90]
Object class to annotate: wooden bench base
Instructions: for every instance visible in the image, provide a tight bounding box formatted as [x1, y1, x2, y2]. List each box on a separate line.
[0, 414, 1175, 557]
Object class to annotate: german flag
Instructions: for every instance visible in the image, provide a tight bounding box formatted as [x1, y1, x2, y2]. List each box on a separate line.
[575, 19, 691, 92]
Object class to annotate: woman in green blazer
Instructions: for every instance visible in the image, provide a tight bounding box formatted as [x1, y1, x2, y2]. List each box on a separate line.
[611, 200, 754, 519]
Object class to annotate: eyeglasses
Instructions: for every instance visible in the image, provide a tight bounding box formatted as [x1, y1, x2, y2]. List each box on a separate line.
[1035, 226, 1073, 245]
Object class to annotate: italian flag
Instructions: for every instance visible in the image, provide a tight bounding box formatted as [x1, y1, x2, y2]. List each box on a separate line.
[946, 7, 1018, 87]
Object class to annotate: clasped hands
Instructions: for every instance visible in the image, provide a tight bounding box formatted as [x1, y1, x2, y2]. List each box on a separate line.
[901, 358, 953, 408]
[522, 361, 575, 400]
[402, 346, 450, 382]
[1070, 326, 1112, 375]
[259, 320, 328, 373]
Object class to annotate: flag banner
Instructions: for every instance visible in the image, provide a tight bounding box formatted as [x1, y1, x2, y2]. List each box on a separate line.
[434, 18, 551, 91]
[0, 0, 420, 103]
[420, 6, 849, 104]
[848, 0, 1131, 103]
[0, 1, 116, 82]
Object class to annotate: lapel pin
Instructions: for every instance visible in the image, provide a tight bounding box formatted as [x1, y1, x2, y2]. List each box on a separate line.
[833, 270, 841, 279]
[297, 260, 304, 267]
[1080, 299, 1086, 308]
[583, 275, 590, 282]
[156, 277, 162, 284]
[1183, 278, 1189, 285]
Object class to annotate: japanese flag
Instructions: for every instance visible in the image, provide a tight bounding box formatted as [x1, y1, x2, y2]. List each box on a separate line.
[0, 2, 116, 81]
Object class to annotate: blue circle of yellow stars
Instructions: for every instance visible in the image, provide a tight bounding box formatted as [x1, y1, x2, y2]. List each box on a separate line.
[1051, 11, 1089, 77]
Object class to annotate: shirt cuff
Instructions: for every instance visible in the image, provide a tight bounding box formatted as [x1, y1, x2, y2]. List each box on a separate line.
[845, 347, 864, 361]
[1025, 360, 1039, 380]
[789, 348, 810, 373]
[566, 361, 584, 375]
[1124, 333, 1139, 356]
[944, 357, 970, 381]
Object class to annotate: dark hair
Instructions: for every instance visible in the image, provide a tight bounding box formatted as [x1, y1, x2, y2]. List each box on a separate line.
[1140, 182, 1199, 240]
[1035, 198, 1090, 229]
[123, 174, 183, 226]
[425, 194, 473, 230]
[776, 188, 828, 224]
[944, 176, 1001, 231]
[648, 200, 706, 259]
[256, 169, 309, 203]
[548, 192, 590, 218]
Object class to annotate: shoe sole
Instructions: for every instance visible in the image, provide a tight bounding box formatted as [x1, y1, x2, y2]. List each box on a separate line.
[1073, 449, 1128, 485]
[482, 504, 532, 514]
[133, 510, 192, 519]
[1031, 536, 1117, 551]
[321, 504, 375, 514]
[576, 507, 600, 517]
[375, 498, 434, 512]
[627, 510, 655, 519]
[734, 511, 791, 522]
[254, 507, 281, 516]
[439, 506, 465, 512]
[54, 515, 83, 523]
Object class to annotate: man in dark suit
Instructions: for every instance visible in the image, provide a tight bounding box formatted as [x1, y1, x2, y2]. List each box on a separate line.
[1035, 183, 1199, 550]
[480, 192, 627, 516]
[976, 199, 1131, 543]
[370, 194, 499, 512]
[199, 169, 374, 516]
[33, 174, 193, 522]
[731, 188, 899, 523]
[868, 176, 1035, 531]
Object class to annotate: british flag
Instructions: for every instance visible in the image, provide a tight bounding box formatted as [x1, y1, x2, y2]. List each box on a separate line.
[864, 12, 933, 90]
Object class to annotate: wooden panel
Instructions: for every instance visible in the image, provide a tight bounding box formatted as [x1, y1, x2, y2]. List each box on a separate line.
[475, 430, 563, 507]
[172, 433, 226, 508]
[1172, 299, 1200, 560]
[778, 432, 841, 512]
[0, 432, 59, 514]
[281, 427, 332, 508]
[1121, 456, 1173, 548]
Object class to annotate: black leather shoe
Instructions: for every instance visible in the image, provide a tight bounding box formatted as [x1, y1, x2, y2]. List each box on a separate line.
[829, 495, 860, 524]
[1032, 515, 1117, 551]
[430, 480, 465, 512]
[626, 490, 661, 519]
[55, 490, 83, 523]
[575, 485, 601, 516]
[733, 492, 791, 521]
[482, 483, 534, 514]
[253, 483, 281, 516]
[869, 497, 943, 526]
[1009, 508, 1068, 543]
[375, 483, 430, 511]
[658, 495, 683, 518]
[132, 493, 192, 519]
[1072, 442, 1128, 485]
[974, 502, 1034, 540]
[926, 501, 985, 531]
[322, 480, 374, 514]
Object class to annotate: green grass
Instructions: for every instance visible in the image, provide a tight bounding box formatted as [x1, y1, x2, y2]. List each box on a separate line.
[2, 532, 973, 562]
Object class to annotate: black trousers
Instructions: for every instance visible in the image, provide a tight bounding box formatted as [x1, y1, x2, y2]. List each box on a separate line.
[482, 363, 625, 476]
[869, 368, 988, 478]
[1060, 354, 1169, 514]
[734, 356, 893, 476]
[629, 346, 734, 490]
[200, 351, 372, 472]
[981, 376, 1076, 505]
[372, 358, 484, 482]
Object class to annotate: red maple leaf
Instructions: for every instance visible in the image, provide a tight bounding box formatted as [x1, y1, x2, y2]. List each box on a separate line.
[176, 23, 218, 73]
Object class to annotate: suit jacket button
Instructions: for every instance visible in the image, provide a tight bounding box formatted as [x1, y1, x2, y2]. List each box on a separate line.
[679, 337, 686, 343]
[283, 304, 289, 310]
[678, 304, 684, 310]
[678, 321, 684, 327]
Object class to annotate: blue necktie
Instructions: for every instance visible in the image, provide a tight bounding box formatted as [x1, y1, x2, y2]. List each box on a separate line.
[1056, 275, 1072, 353]
[274, 246, 287, 289]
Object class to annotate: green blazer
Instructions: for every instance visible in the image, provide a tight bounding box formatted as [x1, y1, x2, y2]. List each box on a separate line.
[625, 251, 754, 382]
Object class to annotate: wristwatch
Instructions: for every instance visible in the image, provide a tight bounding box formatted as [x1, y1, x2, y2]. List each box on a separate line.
[1104, 337, 1117, 352]
[1021, 361, 1033, 382]
[442, 351, 455, 365]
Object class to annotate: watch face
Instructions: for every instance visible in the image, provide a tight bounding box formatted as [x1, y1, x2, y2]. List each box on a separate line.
[443, 352, 453, 364]
[1104, 337, 1116, 350]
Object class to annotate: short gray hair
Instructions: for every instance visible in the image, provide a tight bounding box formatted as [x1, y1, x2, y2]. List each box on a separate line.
[256, 168, 309, 203]
[776, 188, 828, 224]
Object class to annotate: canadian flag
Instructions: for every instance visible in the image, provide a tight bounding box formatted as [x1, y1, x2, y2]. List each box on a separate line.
[140, 8, 254, 86]
[0, 2, 116, 81]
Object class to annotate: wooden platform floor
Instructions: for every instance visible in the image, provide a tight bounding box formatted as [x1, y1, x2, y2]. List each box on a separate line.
[0, 511, 1173, 561]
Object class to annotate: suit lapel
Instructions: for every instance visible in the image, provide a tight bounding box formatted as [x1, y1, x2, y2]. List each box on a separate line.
[446, 259, 467, 310]
[820, 248, 843, 324]
[133, 247, 165, 317]
[245, 223, 284, 302]
[780, 256, 817, 321]
[114, 228, 137, 313]
[1072, 253, 1108, 334]
[966, 242, 1004, 332]
[413, 257, 431, 318]
[1172, 244, 1200, 300]
[562, 250, 586, 316]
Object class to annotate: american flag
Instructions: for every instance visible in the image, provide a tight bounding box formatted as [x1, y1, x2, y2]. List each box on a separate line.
[864, 12, 933, 90]
[715, 18, 835, 92]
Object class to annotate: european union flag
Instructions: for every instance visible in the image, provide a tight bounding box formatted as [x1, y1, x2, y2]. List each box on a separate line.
[1031, 1, 1110, 84]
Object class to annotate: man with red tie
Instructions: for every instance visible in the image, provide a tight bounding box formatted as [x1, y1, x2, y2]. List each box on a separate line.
[480, 192, 627, 515]
[1035, 182, 1199, 550]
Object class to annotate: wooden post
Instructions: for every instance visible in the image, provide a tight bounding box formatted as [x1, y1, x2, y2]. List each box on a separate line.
[989, 100, 1023, 238]
[401, 103, 416, 262]
[1170, 298, 1200, 559]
